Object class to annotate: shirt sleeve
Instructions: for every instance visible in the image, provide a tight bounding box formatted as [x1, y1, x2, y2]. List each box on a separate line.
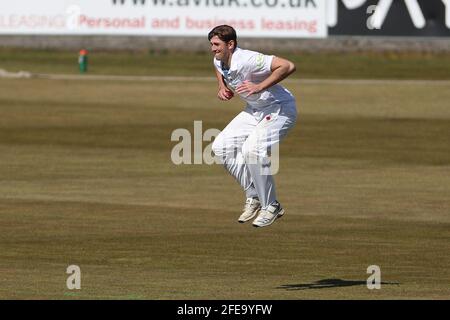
[213, 58, 222, 74]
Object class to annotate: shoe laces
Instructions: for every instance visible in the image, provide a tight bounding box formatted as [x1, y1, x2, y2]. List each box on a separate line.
[244, 198, 259, 211]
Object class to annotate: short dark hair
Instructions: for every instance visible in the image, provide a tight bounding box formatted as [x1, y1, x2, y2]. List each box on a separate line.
[208, 25, 237, 49]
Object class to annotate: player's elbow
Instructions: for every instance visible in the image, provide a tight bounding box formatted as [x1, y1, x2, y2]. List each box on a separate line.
[280, 60, 296, 77]
[287, 61, 296, 75]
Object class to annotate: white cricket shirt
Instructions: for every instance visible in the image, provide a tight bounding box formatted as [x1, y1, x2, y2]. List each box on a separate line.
[213, 47, 295, 109]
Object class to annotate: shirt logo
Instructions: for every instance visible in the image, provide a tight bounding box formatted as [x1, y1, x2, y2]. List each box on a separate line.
[256, 54, 264, 69]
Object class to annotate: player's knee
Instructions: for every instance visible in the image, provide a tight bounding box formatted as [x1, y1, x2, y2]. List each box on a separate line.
[242, 141, 258, 163]
[243, 139, 271, 164]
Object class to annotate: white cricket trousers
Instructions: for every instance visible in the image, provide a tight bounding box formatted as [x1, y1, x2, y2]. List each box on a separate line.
[212, 102, 297, 209]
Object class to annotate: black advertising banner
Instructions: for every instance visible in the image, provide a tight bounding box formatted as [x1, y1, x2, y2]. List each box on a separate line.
[329, 0, 450, 37]
[0, 300, 440, 319]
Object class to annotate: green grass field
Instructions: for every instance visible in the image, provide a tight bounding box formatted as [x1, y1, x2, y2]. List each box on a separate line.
[2, 48, 450, 79]
[0, 49, 449, 299]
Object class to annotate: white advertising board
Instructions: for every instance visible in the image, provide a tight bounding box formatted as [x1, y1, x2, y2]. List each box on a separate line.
[0, 0, 327, 38]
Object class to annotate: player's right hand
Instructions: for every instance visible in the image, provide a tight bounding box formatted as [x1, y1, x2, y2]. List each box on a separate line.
[218, 87, 234, 101]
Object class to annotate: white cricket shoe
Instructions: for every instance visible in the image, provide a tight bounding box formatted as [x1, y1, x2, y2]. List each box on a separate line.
[238, 198, 261, 223]
[252, 201, 285, 228]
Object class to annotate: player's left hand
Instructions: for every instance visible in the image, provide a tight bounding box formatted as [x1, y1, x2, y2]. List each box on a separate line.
[236, 80, 262, 97]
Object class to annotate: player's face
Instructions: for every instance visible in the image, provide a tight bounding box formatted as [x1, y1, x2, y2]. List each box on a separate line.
[210, 36, 233, 63]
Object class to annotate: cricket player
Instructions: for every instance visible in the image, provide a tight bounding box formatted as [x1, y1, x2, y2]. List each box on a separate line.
[209, 25, 298, 228]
